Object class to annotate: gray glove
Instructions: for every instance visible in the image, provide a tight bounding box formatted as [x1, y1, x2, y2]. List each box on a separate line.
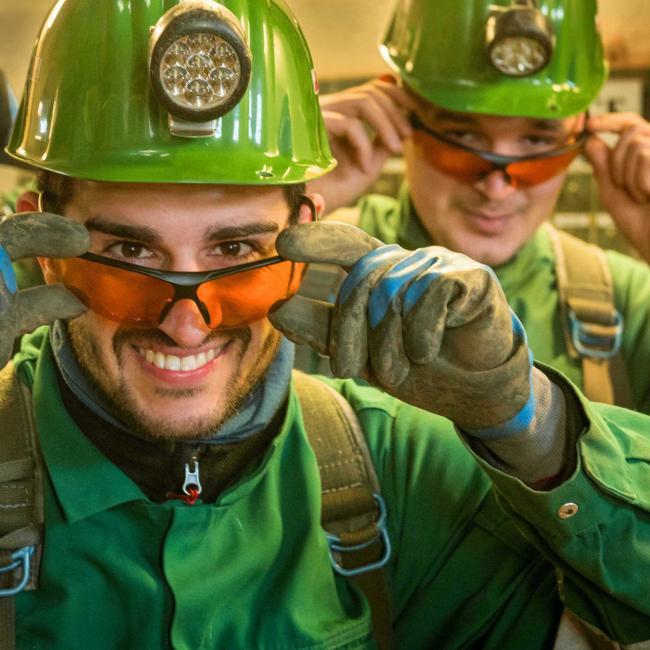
[0, 212, 89, 367]
[270, 222, 532, 431]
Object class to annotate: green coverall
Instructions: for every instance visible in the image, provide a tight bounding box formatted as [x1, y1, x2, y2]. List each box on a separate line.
[12, 328, 650, 649]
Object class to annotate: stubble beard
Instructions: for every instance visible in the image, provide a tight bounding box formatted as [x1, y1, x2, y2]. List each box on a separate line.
[67, 319, 282, 441]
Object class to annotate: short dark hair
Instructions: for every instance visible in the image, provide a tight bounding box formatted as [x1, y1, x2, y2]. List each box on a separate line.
[36, 171, 78, 214]
[36, 171, 307, 220]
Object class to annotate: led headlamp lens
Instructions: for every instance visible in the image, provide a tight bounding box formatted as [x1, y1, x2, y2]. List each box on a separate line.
[160, 33, 242, 111]
[150, 2, 252, 123]
[490, 36, 548, 76]
[486, 4, 554, 78]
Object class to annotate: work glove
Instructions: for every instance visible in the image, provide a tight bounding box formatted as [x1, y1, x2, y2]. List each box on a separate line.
[0, 212, 89, 368]
[270, 222, 533, 432]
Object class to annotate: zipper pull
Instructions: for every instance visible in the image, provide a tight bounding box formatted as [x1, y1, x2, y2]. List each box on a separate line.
[166, 454, 203, 505]
[183, 457, 202, 498]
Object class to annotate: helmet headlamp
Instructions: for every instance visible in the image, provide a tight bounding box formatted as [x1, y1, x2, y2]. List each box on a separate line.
[149, 1, 252, 135]
[486, 1, 554, 77]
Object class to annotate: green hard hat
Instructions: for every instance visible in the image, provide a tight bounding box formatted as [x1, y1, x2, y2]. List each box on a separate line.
[7, 0, 335, 184]
[381, 0, 607, 119]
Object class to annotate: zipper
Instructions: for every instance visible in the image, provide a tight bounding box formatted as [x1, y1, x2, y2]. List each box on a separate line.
[168, 449, 203, 505]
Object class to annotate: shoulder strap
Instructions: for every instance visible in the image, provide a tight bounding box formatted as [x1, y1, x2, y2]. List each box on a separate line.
[293, 370, 393, 650]
[545, 223, 635, 408]
[0, 362, 44, 650]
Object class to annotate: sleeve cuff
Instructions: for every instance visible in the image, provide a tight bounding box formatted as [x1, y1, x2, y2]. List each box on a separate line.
[465, 363, 645, 539]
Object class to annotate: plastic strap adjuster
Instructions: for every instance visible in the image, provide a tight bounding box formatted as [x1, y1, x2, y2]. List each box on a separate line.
[325, 494, 392, 578]
[569, 310, 623, 360]
[0, 546, 34, 597]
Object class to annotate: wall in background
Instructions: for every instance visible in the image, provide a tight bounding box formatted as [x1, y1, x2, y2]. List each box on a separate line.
[2, 0, 650, 95]
[1, 0, 650, 255]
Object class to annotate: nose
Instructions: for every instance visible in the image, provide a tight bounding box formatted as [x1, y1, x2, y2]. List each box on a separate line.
[474, 169, 517, 201]
[158, 299, 214, 348]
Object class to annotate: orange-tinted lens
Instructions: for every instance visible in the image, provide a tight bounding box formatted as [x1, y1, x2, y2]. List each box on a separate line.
[50, 257, 305, 329]
[412, 131, 495, 184]
[51, 257, 174, 326]
[413, 130, 582, 188]
[197, 260, 305, 327]
[506, 147, 581, 188]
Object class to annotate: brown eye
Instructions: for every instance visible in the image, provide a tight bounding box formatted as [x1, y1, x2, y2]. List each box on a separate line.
[120, 242, 146, 258]
[219, 242, 243, 256]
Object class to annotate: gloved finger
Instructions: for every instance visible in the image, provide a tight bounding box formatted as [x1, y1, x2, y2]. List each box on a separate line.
[404, 264, 513, 370]
[331, 246, 404, 377]
[367, 310, 409, 387]
[14, 284, 87, 334]
[0, 213, 90, 260]
[366, 249, 440, 385]
[401, 250, 477, 364]
[0, 245, 18, 313]
[276, 222, 383, 269]
[402, 273, 449, 365]
[269, 294, 333, 356]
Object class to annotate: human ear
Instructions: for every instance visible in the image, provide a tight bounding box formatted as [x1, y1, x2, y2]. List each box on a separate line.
[299, 193, 325, 223]
[15, 190, 39, 213]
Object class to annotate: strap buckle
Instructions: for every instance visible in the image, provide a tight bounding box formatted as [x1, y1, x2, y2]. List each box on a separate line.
[325, 494, 392, 577]
[0, 546, 34, 597]
[569, 310, 623, 360]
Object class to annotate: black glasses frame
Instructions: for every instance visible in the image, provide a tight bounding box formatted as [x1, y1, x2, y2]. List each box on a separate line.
[409, 111, 588, 168]
[74, 194, 316, 326]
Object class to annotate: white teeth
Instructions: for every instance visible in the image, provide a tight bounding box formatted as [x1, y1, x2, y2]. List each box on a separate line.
[138, 346, 222, 372]
[180, 356, 197, 371]
[166, 355, 181, 371]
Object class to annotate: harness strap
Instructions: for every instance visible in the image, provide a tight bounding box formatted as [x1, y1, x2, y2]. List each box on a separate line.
[546, 223, 635, 408]
[293, 370, 393, 650]
[0, 362, 43, 650]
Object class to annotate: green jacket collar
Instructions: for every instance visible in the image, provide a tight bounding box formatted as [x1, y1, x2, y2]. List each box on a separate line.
[16, 329, 296, 522]
[29, 335, 145, 523]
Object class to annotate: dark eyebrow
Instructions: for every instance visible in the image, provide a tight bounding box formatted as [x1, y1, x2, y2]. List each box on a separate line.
[85, 217, 280, 246]
[432, 109, 479, 125]
[203, 222, 280, 242]
[529, 120, 565, 133]
[85, 217, 163, 245]
[432, 109, 567, 133]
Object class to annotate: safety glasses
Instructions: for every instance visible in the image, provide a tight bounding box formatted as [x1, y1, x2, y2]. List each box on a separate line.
[47, 199, 314, 329]
[409, 112, 587, 189]
[50, 253, 304, 329]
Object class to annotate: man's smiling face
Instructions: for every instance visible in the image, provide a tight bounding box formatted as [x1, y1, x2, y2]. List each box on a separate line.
[405, 102, 585, 266]
[39, 182, 313, 440]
